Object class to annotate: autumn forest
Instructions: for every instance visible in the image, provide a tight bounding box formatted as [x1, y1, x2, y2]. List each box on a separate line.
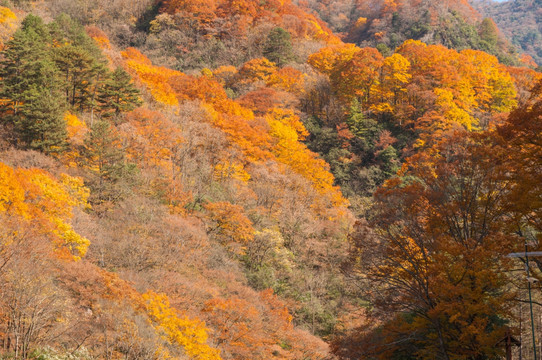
[0, 0, 541, 359]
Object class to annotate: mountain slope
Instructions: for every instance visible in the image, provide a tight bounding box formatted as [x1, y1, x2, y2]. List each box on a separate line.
[299, 0, 519, 63]
[471, 0, 542, 66]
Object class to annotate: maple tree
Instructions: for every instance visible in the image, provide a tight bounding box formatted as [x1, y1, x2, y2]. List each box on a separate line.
[343, 131, 519, 359]
[497, 80, 542, 237]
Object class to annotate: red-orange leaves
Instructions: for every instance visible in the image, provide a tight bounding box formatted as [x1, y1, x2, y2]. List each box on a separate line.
[159, 0, 339, 43]
[334, 47, 384, 104]
[203, 296, 270, 359]
[267, 66, 305, 94]
[160, 0, 218, 26]
[85, 25, 111, 50]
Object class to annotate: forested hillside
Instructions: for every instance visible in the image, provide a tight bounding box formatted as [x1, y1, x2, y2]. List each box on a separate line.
[298, 0, 522, 64]
[0, 0, 541, 359]
[471, 0, 542, 66]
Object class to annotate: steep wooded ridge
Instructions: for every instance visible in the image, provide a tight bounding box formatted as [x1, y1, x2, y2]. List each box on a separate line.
[471, 0, 542, 66]
[298, 0, 524, 64]
[0, 0, 541, 359]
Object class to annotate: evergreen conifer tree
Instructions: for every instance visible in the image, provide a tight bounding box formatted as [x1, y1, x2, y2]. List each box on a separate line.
[263, 27, 294, 67]
[0, 14, 67, 153]
[83, 119, 130, 205]
[98, 67, 142, 118]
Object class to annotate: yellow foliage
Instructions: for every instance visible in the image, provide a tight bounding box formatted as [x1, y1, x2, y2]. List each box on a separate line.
[214, 161, 251, 183]
[306, 18, 341, 44]
[143, 291, 222, 360]
[460, 49, 517, 113]
[434, 88, 475, 130]
[371, 53, 411, 112]
[0, 163, 27, 216]
[0, 162, 90, 259]
[267, 108, 308, 140]
[212, 65, 237, 85]
[200, 68, 213, 77]
[266, 109, 347, 206]
[395, 39, 427, 53]
[354, 17, 368, 28]
[383, 53, 411, 85]
[0, 6, 15, 21]
[0, 6, 17, 49]
[237, 58, 277, 84]
[65, 112, 87, 145]
[307, 43, 360, 75]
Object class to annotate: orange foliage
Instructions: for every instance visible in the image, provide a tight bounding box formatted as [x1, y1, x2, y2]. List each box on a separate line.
[307, 43, 361, 75]
[204, 201, 255, 245]
[203, 296, 271, 359]
[267, 66, 305, 94]
[161, 0, 218, 27]
[212, 65, 238, 85]
[519, 53, 538, 69]
[238, 87, 282, 115]
[121, 47, 180, 106]
[121, 108, 189, 212]
[506, 66, 542, 103]
[159, 0, 339, 43]
[309, 39, 521, 146]
[169, 73, 274, 161]
[236, 58, 277, 84]
[123, 108, 183, 172]
[119, 48, 346, 212]
[65, 112, 87, 145]
[334, 47, 384, 104]
[202, 289, 330, 360]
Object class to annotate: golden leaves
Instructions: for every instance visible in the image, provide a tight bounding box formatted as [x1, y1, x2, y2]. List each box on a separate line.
[143, 291, 222, 360]
[0, 162, 90, 260]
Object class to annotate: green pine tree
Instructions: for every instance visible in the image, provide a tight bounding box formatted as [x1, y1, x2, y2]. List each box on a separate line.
[82, 119, 132, 206]
[479, 18, 499, 53]
[0, 14, 68, 153]
[53, 44, 100, 107]
[346, 100, 379, 142]
[97, 67, 142, 118]
[263, 27, 294, 67]
[17, 81, 68, 153]
[49, 14, 110, 112]
[48, 13, 104, 60]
